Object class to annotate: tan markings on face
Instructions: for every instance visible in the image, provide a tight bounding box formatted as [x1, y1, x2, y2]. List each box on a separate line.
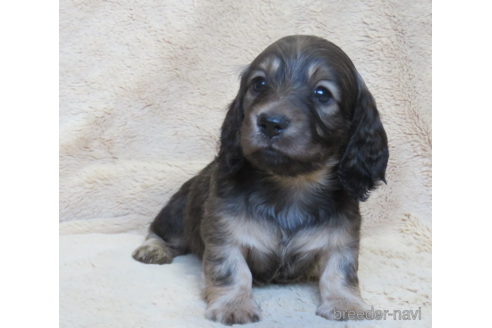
[307, 62, 322, 81]
[258, 56, 282, 73]
[307, 61, 341, 103]
[247, 69, 266, 84]
[313, 79, 342, 136]
[242, 102, 326, 163]
[317, 80, 341, 103]
[241, 95, 316, 158]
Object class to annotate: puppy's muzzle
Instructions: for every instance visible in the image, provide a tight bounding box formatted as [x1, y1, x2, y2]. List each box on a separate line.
[257, 113, 290, 138]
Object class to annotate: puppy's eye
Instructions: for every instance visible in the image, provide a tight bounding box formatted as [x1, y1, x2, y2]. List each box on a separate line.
[314, 86, 333, 103]
[252, 78, 266, 92]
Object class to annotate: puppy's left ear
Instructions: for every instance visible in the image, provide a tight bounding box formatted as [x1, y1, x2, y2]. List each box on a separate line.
[217, 90, 245, 177]
[338, 73, 389, 201]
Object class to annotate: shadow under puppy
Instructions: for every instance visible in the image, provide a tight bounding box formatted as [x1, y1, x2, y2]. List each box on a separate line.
[132, 35, 389, 325]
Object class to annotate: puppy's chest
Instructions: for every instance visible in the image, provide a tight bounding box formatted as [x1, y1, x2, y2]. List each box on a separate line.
[230, 172, 338, 282]
[247, 181, 331, 232]
[232, 218, 331, 283]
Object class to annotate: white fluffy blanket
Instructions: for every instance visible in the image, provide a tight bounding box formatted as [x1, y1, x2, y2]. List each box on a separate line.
[59, 0, 432, 327]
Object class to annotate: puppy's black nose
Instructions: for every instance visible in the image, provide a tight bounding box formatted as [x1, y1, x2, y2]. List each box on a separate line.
[257, 113, 290, 138]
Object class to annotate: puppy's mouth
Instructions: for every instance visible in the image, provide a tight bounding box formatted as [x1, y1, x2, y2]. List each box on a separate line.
[252, 143, 293, 161]
[259, 146, 279, 157]
[246, 146, 325, 177]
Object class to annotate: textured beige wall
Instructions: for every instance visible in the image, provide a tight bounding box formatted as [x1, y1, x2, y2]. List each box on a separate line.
[59, 0, 431, 234]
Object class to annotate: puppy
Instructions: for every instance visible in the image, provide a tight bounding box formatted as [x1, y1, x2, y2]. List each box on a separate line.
[132, 35, 389, 325]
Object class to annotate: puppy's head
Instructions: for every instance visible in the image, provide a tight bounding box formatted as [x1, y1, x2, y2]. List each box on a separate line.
[218, 35, 388, 201]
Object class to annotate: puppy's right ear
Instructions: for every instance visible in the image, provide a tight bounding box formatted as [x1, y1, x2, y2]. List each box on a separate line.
[217, 70, 249, 176]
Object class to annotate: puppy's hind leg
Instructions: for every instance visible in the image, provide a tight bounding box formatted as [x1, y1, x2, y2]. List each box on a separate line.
[132, 233, 175, 264]
[132, 178, 195, 264]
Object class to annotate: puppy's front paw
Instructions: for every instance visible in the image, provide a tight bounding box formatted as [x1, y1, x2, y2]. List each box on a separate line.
[316, 298, 370, 321]
[205, 299, 261, 325]
[132, 244, 172, 264]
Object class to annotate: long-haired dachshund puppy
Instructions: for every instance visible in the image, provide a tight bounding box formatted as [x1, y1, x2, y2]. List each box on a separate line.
[132, 35, 389, 325]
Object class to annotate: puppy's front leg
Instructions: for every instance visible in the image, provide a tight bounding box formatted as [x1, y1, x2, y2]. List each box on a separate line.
[203, 244, 261, 325]
[316, 245, 370, 321]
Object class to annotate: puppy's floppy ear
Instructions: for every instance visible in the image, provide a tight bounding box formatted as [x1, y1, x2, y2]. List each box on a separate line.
[217, 71, 248, 176]
[338, 73, 389, 201]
